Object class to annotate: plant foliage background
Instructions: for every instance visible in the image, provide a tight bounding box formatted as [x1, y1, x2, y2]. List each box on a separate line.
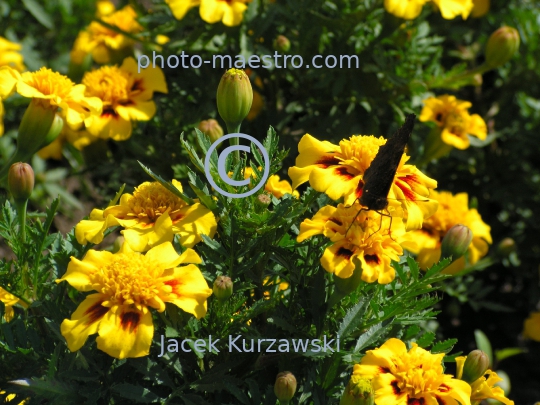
[0, 0, 539, 404]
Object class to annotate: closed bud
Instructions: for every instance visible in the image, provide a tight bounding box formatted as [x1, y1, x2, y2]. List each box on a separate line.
[216, 68, 253, 131]
[485, 26, 520, 69]
[8, 162, 34, 202]
[461, 350, 490, 383]
[340, 375, 374, 405]
[17, 98, 57, 158]
[273, 35, 291, 53]
[256, 193, 271, 207]
[213, 276, 233, 302]
[198, 119, 224, 143]
[497, 237, 516, 257]
[441, 224, 473, 260]
[274, 371, 297, 404]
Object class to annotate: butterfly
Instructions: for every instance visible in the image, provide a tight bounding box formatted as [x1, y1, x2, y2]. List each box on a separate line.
[360, 113, 416, 211]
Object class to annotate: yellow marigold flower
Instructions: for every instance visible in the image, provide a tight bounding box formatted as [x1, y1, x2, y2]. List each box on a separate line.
[165, 0, 201, 20]
[0, 36, 25, 72]
[455, 356, 514, 405]
[70, 5, 142, 65]
[523, 311, 540, 342]
[0, 286, 27, 322]
[82, 57, 167, 141]
[0, 66, 102, 130]
[407, 190, 492, 275]
[431, 0, 473, 20]
[75, 179, 217, 252]
[420, 95, 487, 150]
[297, 202, 415, 283]
[96, 0, 116, 17]
[0, 391, 28, 404]
[38, 125, 99, 159]
[235, 167, 299, 199]
[354, 338, 472, 405]
[56, 241, 212, 359]
[384, 0, 428, 20]
[288, 134, 438, 230]
[200, 0, 250, 27]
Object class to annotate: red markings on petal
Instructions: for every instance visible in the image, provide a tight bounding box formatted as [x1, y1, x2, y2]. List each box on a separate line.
[316, 156, 340, 168]
[407, 398, 425, 405]
[335, 166, 355, 180]
[355, 179, 365, 199]
[329, 217, 343, 226]
[336, 247, 354, 260]
[164, 279, 183, 295]
[131, 79, 144, 92]
[391, 380, 401, 394]
[379, 367, 391, 373]
[102, 107, 119, 119]
[395, 177, 418, 201]
[438, 384, 450, 393]
[84, 301, 109, 326]
[120, 311, 141, 334]
[435, 396, 446, 405]
[364, 254, 380, 264]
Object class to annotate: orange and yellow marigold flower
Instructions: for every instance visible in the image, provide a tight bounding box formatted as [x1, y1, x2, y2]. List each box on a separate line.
[455, 355, 514, 405]
[82, 57, 167, 141]
[420, 95, 487, 150]
[0, 36, 25, 72]
[75, 179, 217, 252]
[354, 338, 472, 405]
[407, 190, 492, 275]
[167, 0, 250, 27]
[0, 286, 27, 322]
[288, 133, 438, 231]
[384, 0, 473, 19]
[297, 202, 415, 283]
[56, 241, 212, 359]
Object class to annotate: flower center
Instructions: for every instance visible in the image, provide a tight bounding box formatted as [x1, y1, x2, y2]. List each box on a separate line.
[127, 182, 187, 223]
[23, 68, 74, 99]
[92, 253, 171, 309]
[83, 66, 131, 105]
[338, 136, 387, 174]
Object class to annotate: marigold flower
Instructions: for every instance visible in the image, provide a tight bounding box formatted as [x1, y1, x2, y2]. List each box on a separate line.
[354, 338, 472, 405]
[165, 0, 201, 20]
[455, 356, 514, 405]
[0, 36, 25, 72]
[420, 95, 487, 150]
[523, 311, 540, 342]
[236, 167, 299, 199]
[56, 241, 212, 359]
[407, 190, 492, 275]
[82, 57, 167, 141]
[0, 391, 28, 404]
[75, 179, 217, 252]
[70, 5, 142, 65]
[431, 0, 473, 20]
[297, 202, 415, 283]
[471, 0, 489, 17]
[0, 286, 26, 322]
[200, 0, 250, 26]
[384, 0, 427, 20]
[288, 134, 438, 230]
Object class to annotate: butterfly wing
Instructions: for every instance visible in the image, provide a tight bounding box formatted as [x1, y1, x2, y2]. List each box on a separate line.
[360, 114, 416, 210]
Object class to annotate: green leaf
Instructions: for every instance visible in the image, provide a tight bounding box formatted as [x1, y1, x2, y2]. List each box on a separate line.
[187, 169, 217, 210]
[495, 347, 527, 363]
[337, 298, 368, 338]
[407, 256, 419, 281]
[474, 329, 493, 367]
[353, 322, 390, 353]
[22, 0, 53, 29]
[416, 332, 435, 348]
[180, 133, 206, 173]
[138, 161, 194, 204]
[107, 184, 126, 207]
[111, 384, 160, 403]
[431, 338, 458, 354]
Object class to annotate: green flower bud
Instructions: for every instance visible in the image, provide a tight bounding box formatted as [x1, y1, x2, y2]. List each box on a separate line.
[462, 350, 490, 383]
[8, 162, 35, 203]
[216, 68, 253, 132]
[274, 371, 297, 404]
[17, 98, 57, 158]
[485, 26, 520, 69]
[198, 119, 224, 143]
[256, 193, 271, 207]
[340, 375, 374, 405]
[213, 276, 233, 302]
[273, 35, 291, 53]
[440, 224, 473, 260]
[497, 237, 516, 257]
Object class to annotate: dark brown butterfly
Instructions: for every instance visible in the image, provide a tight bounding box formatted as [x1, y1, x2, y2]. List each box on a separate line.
[360, 113, 416, 211]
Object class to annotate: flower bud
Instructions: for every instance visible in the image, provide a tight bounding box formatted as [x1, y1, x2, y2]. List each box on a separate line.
[213, 276, 233, 302]
[461, 350, 490, 383]
[198, 119, 224, 143]
[16, 98, 57, 158]
[274, 371, 297, 404]
[497, 237, 516, 257]
[8, 162, 34, 202]
[440, 224, 473, 260]
[256, 193, 271, 207]
[216, 68, 253, 131]
[273, 35, 291, 53]
[340, 375, 374, 405]
[485, 26, 520, 69]
[471, 0, 489, 18]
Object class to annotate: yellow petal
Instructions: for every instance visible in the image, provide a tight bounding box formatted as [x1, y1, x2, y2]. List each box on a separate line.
[0, 66, 20, 98]
[116, 100, 156, 121]
[172, 203, 217, 248]
[145, 241, 182, 268]
[164, 264, 212, 319]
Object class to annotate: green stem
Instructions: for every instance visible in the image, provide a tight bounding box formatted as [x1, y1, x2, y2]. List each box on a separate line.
[15, 200, 28, 243]
[226, 123, 242, 165]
